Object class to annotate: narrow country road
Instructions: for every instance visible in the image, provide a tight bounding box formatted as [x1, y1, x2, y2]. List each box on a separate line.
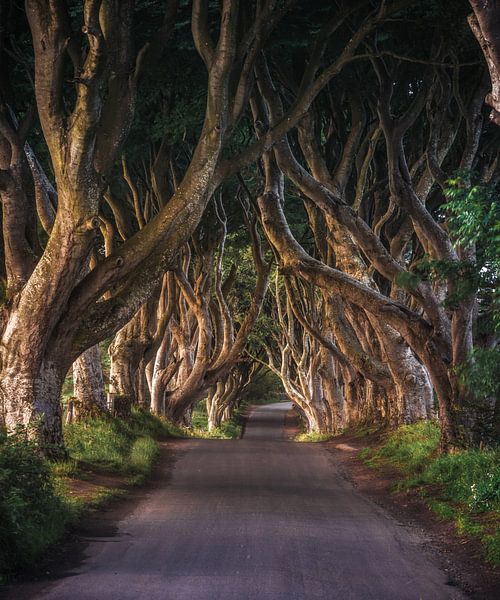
[5, 402, 465, 600]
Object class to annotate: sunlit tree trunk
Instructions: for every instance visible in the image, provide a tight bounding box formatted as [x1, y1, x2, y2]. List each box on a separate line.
[70, 345, 107, 422]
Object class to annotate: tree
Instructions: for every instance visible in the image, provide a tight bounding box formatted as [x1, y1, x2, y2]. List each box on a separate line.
[250, 4, 498, 450]
[3, 0, 375, 453]
[2, 0, 496, 456]
[468, 0, 500, 125]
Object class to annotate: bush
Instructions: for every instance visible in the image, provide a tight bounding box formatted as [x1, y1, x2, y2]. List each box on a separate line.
[0, 430, 74, 578]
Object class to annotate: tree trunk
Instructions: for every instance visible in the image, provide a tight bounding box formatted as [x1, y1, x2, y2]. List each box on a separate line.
[0, 358, 65, 458]
[70, 345, 107, 421]
[207, 387, 223, 432]
[108, 314, 148, 415]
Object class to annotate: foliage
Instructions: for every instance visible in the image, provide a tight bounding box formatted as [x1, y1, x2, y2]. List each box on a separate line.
[407, 177, 499, 312]
[445, 176, 499, 322]
[0, 429, 74, 579]
[243, 369, 285, 406]
[362, 422, 500, 565]
[393, 270, 421, 291]
[410, 177, 500, 404]
[455, 347, 500, 401]
[445, 177, 500, 267]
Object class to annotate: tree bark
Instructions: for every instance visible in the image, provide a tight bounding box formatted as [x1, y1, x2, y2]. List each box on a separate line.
[70, 345, 107, 422]
[468, 1, 500, 126]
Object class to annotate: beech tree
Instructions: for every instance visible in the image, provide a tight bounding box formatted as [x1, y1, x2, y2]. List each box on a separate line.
[4, 0, 394, 453]
[1, 0, 497, 456]
[468, 0, 500, 125]
[250, 4, 499, 450]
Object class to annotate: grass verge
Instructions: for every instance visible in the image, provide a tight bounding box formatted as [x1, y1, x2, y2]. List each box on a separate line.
[63, 408, 182, 479]
[0, 409, 182, 582]
[295, 431, 337, 442]
[360, 421, 500, 566]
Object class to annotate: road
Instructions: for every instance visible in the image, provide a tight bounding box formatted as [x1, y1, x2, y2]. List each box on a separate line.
[5, 402, 465, 600]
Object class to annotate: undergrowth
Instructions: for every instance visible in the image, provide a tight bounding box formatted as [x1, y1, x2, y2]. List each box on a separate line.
[0, 410, 180, 582]
[64, 408, 181, 476]
[0, 430, 76, 580]
[361, 421, 500, 566]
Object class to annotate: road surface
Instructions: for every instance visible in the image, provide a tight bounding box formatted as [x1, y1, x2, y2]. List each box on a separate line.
[5, 402, 465, 600]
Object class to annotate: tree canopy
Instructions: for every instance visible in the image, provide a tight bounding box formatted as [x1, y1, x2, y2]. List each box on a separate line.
[0, 0, 499, 456]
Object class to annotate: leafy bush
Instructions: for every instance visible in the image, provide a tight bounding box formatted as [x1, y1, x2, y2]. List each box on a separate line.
[0, 430, 74, 578]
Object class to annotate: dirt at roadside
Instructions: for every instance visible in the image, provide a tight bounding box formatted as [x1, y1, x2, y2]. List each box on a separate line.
[283, 406, 302, 439]
[325, 427, 499, 600]
[62, 469, 130, 502]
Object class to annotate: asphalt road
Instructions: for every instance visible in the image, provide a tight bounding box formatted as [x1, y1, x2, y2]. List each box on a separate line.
[5, 402, 465, 600]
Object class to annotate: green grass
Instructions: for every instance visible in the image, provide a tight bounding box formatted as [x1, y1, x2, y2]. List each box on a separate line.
[64, 408, 182, 474]
[366, 421, 440, 472]
[189, 401, 243, 439]
[361, 421, 500, 566]
[0, 410, 181, 581]
[295, 431, 336, 442]
[484, 532, 500, 564]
